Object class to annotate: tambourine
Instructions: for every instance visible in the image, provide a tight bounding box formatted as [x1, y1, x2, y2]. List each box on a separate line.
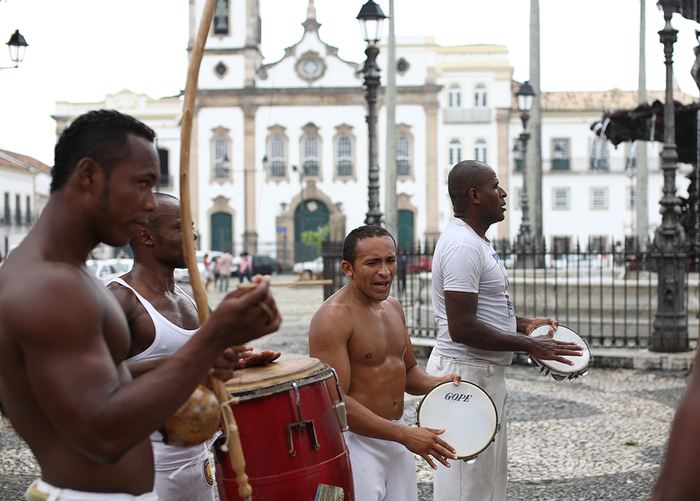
[527, 324, 591, 380]
[417, 381, 498, 462]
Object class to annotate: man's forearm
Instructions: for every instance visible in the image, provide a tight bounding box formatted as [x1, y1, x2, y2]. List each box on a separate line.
[448, 318, 532, 353]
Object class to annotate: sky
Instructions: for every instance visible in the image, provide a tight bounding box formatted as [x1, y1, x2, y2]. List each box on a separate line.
[1, 0, 699, 167]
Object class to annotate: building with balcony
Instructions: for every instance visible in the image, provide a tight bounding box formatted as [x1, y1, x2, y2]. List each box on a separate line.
[51, 0, 694, 263]
[507, 87, 697, 253]
[0, 149, 51, 258]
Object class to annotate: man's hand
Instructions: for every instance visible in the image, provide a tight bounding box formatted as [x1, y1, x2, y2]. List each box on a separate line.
[401, 426, 458, 470]
[237, 349, 281, 368]
[207, 347, 242, 382]
[436, 373, 461, 387]
[528, 331, 583, 365]
[210, 276, 281, 348]
[521, 317, 558, 336]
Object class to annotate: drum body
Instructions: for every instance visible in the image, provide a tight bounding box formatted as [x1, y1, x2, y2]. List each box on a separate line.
[416, 381, 498, 461]
[216, 358, 354, 501]
[528, 324, 592, 380]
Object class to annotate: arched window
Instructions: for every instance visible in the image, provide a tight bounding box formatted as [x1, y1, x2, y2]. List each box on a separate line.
[396, 134, 411, 176]
[303, 135, 320, 177]
[474, 138, 487, 164]
[212, 136, 230, 180]
[213, 0, 229, 35]
[336, 135, 353, 177]
[448, 83, 461, 108]
[448, 138, 462, 166]
[269, 135, 286, 177]
[474, 83, 487, 107]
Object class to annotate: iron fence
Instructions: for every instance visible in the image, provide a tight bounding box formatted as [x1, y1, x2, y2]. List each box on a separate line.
[321, 239, 700, 350]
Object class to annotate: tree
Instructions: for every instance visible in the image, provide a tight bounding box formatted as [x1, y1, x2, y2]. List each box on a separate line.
[301, 223, 330, 258]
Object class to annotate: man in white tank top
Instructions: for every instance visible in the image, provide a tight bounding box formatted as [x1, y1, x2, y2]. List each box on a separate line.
[108, 193, 279, 501]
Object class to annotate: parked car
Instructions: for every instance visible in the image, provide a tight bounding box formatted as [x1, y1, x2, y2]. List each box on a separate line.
[86, 259, 123, 284]
[553, 253, 608, 270]
[105, 258, 133, 274]
[174, 250, 222, 282]
[293, 257, 323, 279]
[406, 255, 432, 273]
[250, 254, 283, 276]
[231, 254, 283, 277]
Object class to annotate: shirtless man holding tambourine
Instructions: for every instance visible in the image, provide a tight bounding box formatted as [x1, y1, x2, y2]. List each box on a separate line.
[309, 225, 460, 501]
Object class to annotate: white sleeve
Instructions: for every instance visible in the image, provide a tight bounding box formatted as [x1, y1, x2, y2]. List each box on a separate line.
[441, 240, 483, 294]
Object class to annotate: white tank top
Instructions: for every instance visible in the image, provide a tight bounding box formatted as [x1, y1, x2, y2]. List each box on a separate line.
[108, 277, 208, 471]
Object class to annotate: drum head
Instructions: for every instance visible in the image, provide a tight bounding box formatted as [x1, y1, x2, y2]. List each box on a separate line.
[417, 381, 498, 460]
[529, 325, 591, 373]
[225, 357, 328, 396]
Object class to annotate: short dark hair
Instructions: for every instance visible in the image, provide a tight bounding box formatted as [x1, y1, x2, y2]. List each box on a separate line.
[51, 109, 156, 193]
[343, 225, 396, 266]
[447, 159, 492, 206]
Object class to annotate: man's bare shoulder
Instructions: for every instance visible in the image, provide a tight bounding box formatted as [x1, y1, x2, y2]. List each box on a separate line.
[309, 288, 354, 337]
[106, 276, 138, 310]
[0, 260, 105, 344]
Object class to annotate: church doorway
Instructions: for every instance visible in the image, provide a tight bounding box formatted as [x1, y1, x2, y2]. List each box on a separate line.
[398, 209, 415, 252]
[294, 199, 329, 263]
[211, 212, 233, 252]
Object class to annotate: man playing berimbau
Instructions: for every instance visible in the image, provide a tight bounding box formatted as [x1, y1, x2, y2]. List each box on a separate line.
[0, 110, 281, 501]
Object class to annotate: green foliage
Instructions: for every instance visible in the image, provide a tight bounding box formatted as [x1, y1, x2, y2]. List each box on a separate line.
[301, 223, 330, 257]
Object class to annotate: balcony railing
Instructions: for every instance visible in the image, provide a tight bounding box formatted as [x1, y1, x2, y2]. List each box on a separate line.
[443, 107, 491, 124]
[513, 156, 661, 173]
[0, 209, 39, 226]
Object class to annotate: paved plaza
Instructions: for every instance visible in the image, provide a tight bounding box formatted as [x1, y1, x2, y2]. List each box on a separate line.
[0, 273, 692, 500]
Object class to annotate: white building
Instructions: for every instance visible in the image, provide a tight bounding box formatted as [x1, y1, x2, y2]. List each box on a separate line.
[52, 0, 696, 264]
[508, 88, 696, 254]
[0, 149, 51, 258]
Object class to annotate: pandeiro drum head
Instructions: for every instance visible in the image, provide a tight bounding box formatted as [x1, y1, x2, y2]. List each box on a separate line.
[417, 381, 498, 461]
[528, 324, 591, 380]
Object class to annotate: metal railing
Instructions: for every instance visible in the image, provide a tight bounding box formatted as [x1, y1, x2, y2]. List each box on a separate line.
[321, 240, 699, 350]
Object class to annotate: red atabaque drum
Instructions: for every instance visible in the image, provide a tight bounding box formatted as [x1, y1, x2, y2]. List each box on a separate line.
[216, 358, 354, 501]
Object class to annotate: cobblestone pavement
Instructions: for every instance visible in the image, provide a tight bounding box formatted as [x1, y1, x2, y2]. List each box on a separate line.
[0, 274, 691, 500]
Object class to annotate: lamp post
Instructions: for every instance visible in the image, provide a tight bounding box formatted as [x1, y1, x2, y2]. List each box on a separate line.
[515, 81, 536, 265]
[357, 0, 386, 226]
[650, 0, 688, 352]
[1, 30, 28, 70]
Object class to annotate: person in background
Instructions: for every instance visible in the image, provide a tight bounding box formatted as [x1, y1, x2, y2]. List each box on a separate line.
[216, 250, 233, 292]
[238, 252, 252, 284]
[202, 252, 212, 291]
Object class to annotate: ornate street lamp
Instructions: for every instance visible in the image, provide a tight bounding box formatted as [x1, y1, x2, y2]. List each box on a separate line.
[650, 0, 688, 352]
[1, 30, 28, 70]
[357, 0, 386, 226]
[515, 81, 536, 263]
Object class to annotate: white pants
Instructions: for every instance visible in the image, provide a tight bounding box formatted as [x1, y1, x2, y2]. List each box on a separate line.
[154, 457, 216, 501]
[344, 414, 418, 501]
[427, 353, 508, 501]
[26, 480, 161, 501]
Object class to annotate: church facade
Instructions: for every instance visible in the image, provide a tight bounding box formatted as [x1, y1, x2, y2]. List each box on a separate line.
[52, 0, 694, 265]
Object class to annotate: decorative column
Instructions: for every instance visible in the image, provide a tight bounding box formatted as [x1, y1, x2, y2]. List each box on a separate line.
[363, 44, 383, 226]
[424, 99, 440, 244]
[650, 0, 688, 352]
[242, 104, 259, 253]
